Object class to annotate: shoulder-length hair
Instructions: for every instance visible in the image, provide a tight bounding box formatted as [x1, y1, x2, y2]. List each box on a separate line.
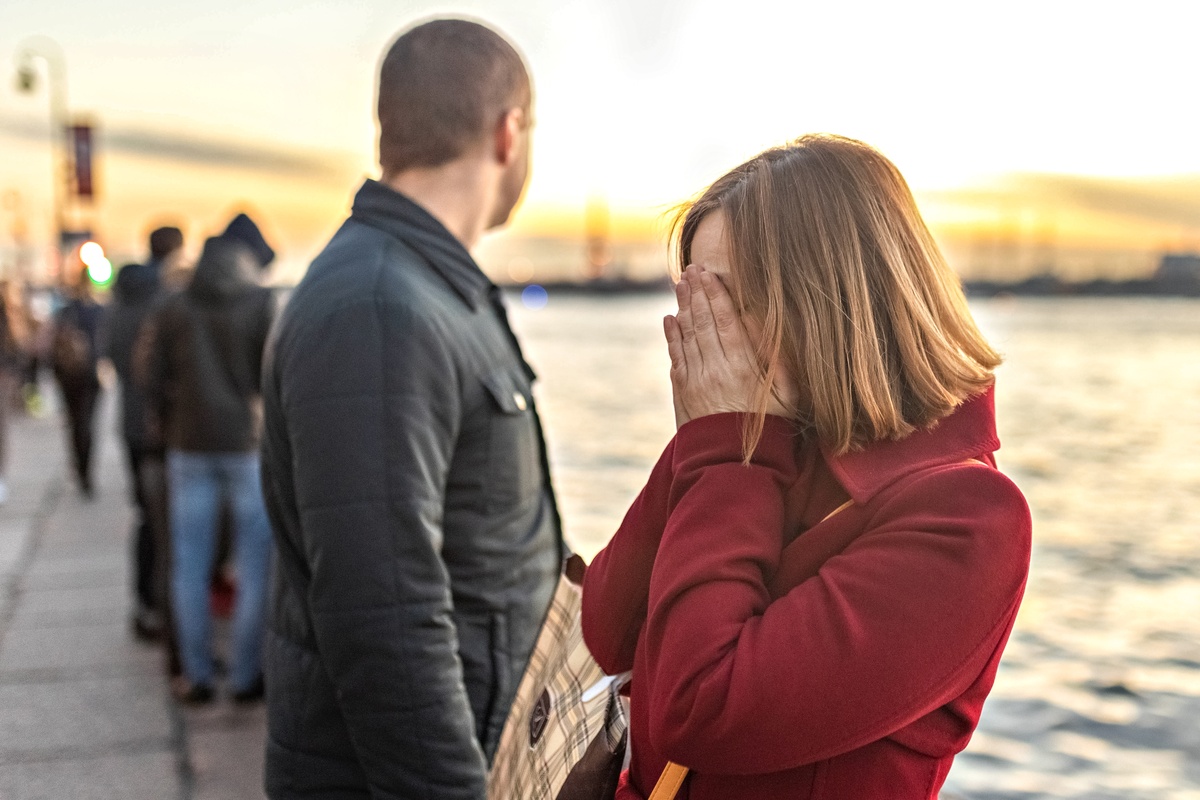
[675, 134, 1001, 457]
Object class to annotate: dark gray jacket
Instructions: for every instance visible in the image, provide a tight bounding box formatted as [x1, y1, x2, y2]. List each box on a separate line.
[147, 238, 274, 453]
[261, 181, 561, 799]
[104, 261, 162, 449]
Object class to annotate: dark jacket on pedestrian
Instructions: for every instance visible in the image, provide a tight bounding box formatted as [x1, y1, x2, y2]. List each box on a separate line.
[52, 294, 104, 388]
[147, 237, 274, 453]
[261, 180, 562, 799]
[104, 262, 163, 449]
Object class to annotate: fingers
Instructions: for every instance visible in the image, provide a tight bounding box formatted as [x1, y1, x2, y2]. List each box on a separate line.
[674, 276, 704, 369]
[664, 315, 690, 429]
[699, 269, 748, 355]
[684, 266, 724, 358]
[663, 314, 685, 377]
[671, 265, 771, 421]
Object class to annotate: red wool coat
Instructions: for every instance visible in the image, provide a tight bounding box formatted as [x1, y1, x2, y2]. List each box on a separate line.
[581, 387, 1031, 799]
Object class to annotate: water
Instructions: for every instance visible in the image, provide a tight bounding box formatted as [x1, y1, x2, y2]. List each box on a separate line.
[506, 292, 1200, 799]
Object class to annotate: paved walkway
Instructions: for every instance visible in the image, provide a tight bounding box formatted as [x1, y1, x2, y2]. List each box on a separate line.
[0, 394, 266, 800]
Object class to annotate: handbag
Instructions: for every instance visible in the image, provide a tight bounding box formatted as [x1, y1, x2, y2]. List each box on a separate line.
[488, 554, 629, 800]
[487, 547, 717, 800]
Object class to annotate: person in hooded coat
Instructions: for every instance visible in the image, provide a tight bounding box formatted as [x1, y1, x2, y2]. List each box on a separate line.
[146, 224, 276, 704]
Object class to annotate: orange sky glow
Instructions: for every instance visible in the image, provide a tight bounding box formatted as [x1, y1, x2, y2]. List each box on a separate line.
[3, 0, 1200, 284]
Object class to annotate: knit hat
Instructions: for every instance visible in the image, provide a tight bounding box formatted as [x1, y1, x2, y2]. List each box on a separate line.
[221, 213, 275, 268]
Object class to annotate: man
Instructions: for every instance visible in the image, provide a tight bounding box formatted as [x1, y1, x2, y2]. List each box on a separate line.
[261, 18, 561, 799]
[105, 225, 182, 641]
[146, 216, 276, 704]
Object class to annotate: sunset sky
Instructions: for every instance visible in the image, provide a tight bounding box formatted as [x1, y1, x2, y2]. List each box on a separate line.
[3, 0, 1200, 282]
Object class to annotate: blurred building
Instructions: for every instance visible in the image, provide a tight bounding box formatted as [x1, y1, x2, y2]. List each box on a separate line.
[1154, 253, 1200, 283]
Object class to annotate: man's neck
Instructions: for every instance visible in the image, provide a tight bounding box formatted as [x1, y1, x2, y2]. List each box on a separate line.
[383, 158, 497, 250]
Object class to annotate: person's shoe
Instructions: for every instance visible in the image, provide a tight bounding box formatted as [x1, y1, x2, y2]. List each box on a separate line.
[131, 606, 163, 642]
[174, 681, 215, 705]
[232, 675, 265, 705]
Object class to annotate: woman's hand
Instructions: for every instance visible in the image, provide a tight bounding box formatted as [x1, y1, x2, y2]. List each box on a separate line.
[663, 265, 794, 429]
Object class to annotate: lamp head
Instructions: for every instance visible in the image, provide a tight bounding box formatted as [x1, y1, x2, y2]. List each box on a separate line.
[15, 55, 36, 93]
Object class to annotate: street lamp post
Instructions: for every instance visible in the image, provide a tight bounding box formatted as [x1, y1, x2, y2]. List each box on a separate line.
[13, 35, 69, 261]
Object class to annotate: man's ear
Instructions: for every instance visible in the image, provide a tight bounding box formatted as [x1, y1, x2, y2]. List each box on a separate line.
[493, 108, 524, 166]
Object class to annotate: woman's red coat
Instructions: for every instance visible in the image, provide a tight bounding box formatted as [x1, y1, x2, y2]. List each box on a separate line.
[581, 387, 1031, 799]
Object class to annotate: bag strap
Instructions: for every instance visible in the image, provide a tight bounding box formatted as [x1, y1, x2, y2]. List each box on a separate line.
[645, 494, 861, 799]
[819, 498, 854, 524]
[647, 761, 689, 800]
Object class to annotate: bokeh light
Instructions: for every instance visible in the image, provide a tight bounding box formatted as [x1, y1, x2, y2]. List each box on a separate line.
[520, 284, 548, 310]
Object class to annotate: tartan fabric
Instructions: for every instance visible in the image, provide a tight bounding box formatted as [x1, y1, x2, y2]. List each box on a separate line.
[488, 569, 627, 800]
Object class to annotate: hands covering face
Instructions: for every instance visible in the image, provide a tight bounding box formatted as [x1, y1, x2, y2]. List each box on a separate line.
[663, 265, 796, 430]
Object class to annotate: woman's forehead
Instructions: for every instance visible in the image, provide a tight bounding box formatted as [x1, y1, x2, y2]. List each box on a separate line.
[690, 212, 731, 279]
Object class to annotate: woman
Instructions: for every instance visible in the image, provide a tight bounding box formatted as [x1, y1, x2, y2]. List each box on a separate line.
[581, 135, 1032, 799]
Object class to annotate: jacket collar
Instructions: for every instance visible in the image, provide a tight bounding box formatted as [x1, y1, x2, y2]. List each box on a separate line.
[820, 386, 1001, 505]
[349, 179, 493, 310]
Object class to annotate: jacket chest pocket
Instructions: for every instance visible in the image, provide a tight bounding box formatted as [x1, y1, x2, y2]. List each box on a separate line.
[482, 369, 541, 510]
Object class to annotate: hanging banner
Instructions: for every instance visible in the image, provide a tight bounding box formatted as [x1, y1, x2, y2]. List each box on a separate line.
[69, 122, 95, 199]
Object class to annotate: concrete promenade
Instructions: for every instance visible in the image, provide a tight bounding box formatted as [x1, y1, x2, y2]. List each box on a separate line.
[0, 396, 266, 800]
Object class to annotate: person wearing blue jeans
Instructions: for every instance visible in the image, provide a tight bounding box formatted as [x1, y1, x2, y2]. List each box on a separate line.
[145, 217, 277, 704]
[169, 450, 272, 697]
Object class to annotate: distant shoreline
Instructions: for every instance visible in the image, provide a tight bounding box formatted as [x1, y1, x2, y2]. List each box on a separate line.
[964, 276, 1200, 298]
[498, 277, 673, 295]
[494, 275, 1200, 299]
[499, 275, 1200, 299]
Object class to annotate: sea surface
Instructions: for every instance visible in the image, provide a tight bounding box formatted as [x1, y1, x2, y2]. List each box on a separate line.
[506, 292, 1200, 800]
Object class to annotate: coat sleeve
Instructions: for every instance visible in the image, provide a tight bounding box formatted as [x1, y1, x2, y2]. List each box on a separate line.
[581, 438, 676, 675]
[279, 297, 487, 798]
[99, 306, 117, 364]
[250, 290, 276, 395]
[141, 307, 172, 432]
[642, 413, 1031, 775]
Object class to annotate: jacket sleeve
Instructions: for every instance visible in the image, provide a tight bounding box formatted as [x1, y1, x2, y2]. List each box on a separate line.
[581, 438, 676, 675]
[250, 289, 278, 393]
[642, 413, 1031, 775]
[141, 308, 171, 433]
[99, 306, 116, 364]
[280, 297, 486, 798]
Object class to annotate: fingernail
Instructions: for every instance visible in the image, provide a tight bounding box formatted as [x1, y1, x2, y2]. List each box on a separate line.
[700, 271, 713, 288]
[675, 280, 689, 300]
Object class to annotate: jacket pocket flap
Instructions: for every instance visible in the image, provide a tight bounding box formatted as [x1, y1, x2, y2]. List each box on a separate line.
[483, 371, 531, 415]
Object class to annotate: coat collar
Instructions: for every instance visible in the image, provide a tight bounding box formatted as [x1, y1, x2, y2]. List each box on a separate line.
[349, 179, 493, 310]
[820, 386, 1001, 505]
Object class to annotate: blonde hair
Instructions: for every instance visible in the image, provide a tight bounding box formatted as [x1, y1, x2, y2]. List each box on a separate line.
[675, 134, 1000, 457]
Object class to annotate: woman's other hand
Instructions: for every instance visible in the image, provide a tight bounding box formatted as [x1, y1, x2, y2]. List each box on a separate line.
[663, 265, 794, 429]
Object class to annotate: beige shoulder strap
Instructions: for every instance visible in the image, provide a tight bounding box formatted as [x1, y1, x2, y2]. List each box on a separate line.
[819, 498, 854, 524]
[648, 761, 689, 800]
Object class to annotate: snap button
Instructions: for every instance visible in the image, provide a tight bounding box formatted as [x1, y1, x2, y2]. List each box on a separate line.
[512, 391, 527, 411]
